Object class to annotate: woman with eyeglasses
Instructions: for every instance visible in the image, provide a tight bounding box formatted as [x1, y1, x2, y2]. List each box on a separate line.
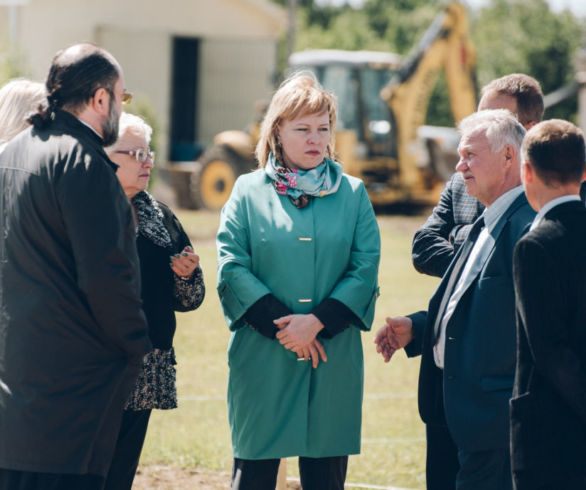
[104, 112, 205, 490]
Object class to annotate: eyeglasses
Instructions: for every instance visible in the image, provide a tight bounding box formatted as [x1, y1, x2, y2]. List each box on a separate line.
[100, 87, 133, 105]
[115, 149, 155, 164]
[121, 91, 133, 105]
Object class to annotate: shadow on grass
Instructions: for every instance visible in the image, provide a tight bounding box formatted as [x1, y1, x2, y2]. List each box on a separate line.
[374, 202, 432, 217]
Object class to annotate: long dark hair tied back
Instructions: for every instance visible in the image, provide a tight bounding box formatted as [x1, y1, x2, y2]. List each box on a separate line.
[28, 44, 119, 130]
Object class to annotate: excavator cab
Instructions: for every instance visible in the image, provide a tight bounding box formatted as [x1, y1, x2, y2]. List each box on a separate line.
[289, 50, 402, 181]
[180, 2, 476, 210]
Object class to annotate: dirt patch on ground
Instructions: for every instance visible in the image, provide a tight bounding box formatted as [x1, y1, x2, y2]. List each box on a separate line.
[133, 466, 229, 489]
[133, 465, 302, 489]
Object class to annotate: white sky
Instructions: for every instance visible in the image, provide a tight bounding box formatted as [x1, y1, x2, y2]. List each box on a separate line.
[315, 0, 586, 18]
[467, 0, 586, 16]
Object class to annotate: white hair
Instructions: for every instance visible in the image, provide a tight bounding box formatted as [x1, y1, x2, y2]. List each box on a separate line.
[105, 112, 152, 153]
[458, 109, 526, 154]
[0, 79, 47, 145]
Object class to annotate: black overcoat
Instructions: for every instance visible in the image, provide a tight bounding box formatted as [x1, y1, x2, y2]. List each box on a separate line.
[511, 200, 586, 489]
[0, 110, 150, 476]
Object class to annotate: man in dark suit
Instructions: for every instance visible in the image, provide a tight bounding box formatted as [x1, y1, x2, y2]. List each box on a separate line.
[511, 120, 586, 490]
[376, 109, 535, 489]
[409, 73, 544, 490]
[412, 74, 544, 278]
[0, 44, 150, 490]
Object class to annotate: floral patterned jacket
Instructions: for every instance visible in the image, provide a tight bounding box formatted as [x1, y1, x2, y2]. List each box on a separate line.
[126, 191, 205, 410]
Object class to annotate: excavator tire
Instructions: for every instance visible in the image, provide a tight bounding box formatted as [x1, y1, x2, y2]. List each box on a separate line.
[190, 145, 253, 210]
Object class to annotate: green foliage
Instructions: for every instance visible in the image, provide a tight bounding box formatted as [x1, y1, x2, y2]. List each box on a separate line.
[271, 0, 586, 125]
[297, 8, 387, 52]
[294, 1, 442, 55]
[0, 43, 30, 84]
[472, 0, 585, 121]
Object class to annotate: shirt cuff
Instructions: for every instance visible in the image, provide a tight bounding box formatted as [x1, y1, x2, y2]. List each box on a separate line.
[243, 294, 292, 339]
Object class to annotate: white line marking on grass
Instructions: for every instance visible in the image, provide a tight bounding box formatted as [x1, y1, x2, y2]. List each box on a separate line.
[179, 393, 416, 402]
[362, 437, 425, 443]
[179, 395, 225, 401]
[364, 393, 416, 399]
[287, 477, 414, 489]
[345, 484, 414, 490]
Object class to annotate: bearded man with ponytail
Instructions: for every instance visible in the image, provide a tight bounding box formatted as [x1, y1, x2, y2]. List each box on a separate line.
[0, 43, 150, 490]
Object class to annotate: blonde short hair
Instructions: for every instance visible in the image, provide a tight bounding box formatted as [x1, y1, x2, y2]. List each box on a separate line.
[255, 72, 337, 167]
[0, 79, 47, 145]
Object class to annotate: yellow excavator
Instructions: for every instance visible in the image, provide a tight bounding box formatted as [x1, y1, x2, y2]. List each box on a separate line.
[180, 1, 476, 210]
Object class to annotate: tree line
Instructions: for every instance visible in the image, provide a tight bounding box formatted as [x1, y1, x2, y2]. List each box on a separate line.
[271, 0, 586, 125]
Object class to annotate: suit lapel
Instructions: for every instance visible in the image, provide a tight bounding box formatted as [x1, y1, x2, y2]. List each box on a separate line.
[431, 217, 484, 339]
[458, 192, 528, 290]
[431, 193, 528, 340]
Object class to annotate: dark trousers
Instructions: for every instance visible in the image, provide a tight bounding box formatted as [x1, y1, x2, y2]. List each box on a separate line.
[426, 422, 459, 490]
[514, 471, 586, 490]
[231, 455, 348, 490]
[0, 469, 104, 490]
[456, 447, 512, 490]
[104, 409, 151, 490]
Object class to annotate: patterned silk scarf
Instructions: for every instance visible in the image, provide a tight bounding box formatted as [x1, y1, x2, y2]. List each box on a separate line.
[264, 152, 343, 208]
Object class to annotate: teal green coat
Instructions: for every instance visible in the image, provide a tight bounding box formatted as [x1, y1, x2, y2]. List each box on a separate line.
[217, 169, 380, 459]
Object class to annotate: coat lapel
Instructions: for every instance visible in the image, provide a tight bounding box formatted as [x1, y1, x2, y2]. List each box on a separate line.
[431, 192, 528, 339]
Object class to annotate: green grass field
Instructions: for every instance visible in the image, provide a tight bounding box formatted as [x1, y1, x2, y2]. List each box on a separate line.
[139, 209, 440, 489]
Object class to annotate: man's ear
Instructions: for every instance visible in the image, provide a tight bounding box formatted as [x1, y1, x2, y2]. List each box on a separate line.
[89, 87, 110, 117]
[503, 144, 516, 166]
[521, 160, 534, 184]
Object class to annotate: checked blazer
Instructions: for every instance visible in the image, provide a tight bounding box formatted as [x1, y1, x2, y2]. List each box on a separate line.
[412, 172, 485, 278]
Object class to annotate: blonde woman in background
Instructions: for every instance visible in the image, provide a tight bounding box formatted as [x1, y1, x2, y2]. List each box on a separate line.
[0, 78, 46, 151]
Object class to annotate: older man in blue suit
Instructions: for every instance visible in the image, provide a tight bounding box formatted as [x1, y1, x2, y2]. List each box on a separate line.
[376, 109, 535, 490]
[411, 74, 543, 279]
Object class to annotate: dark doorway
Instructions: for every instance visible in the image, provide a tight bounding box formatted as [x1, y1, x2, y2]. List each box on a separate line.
[170, 36, 201, 161]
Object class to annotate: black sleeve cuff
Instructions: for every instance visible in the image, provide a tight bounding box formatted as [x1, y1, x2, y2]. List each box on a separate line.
[312, 298, 359, 339]
[243, 294, 292, 339]
[405, 311, 427, 358]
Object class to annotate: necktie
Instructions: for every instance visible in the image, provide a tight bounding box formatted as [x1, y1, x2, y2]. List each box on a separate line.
[432, 216, 485, 341]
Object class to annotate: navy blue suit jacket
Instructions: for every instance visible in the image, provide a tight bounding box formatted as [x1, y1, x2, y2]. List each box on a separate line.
[406, 192, 534, 452]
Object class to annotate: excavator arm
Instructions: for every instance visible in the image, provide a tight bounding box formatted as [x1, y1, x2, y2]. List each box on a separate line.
[380, 2, 476, 189]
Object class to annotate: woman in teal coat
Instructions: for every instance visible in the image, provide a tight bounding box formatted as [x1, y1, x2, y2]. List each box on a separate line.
[217, 73, 380, 490]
